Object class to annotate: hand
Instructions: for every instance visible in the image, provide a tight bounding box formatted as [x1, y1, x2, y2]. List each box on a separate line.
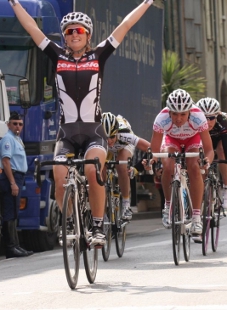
[142, 159, 155, 171]
[198, 157, 210, 172]
[11, 183, 19, 196]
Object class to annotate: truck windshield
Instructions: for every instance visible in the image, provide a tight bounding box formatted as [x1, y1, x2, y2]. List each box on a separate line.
[0, 50, 28, 105]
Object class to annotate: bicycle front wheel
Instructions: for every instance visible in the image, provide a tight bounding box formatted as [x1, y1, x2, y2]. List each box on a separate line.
[171, 181, 181, 266]
[102, 190, 112, 261]
[202, 180, 212, 256]
[211, 195, 221, 252]
[62, 184, 80, 290]
[182, 189, 192, 262]
[83, 208, 98, 283]
[114, 195, 126, 258]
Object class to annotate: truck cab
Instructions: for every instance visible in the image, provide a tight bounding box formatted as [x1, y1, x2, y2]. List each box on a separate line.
[0, 0, 64, 252]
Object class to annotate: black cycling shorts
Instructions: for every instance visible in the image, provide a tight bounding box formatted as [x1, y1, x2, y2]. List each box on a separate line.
[54, 122, 107, 158]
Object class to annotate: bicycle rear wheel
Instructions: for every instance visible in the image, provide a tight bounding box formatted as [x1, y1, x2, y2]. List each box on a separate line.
[171, 181, 181, 266]
[62, 184, 80, 290]
[182, 189, 192, 262]
[114, 194, 126, 257]
[83, 207, 98, 283]
[202, 180, 212, 256]
[211, 196, 221, 252]
[102, 190, 112, 261]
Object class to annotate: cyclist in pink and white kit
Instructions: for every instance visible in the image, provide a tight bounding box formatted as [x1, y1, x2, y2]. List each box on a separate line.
[150, 89, 214, 240]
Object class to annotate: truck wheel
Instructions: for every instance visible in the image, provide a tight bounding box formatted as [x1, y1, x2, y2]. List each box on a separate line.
[21, 230, 57, 252]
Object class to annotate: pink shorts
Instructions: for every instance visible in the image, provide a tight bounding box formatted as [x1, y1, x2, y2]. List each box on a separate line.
[161, 133, 202, 152]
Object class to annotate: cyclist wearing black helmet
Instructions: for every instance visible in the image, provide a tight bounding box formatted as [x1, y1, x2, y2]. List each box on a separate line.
[196, 97, 227, 211]
[102, 112, 150, 220]
[9, 0, 155, 246]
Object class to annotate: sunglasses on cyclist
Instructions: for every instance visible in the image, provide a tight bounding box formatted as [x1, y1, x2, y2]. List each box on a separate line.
[64, 27, 88, 36]
[11, 122, 23, 126]
[109, 135, 116, 139]
[206, 116, 216, 121]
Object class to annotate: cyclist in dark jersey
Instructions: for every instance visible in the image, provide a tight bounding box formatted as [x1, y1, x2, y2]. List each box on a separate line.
[196, 97, 227, 211]
[9, 0, 155, 246]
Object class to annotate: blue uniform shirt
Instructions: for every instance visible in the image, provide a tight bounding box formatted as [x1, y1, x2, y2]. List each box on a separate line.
[0, 130, 27, 173]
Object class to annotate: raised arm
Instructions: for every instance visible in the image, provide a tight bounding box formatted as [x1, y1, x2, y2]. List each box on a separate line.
[112, 0, 154, 44]
[8, 0, 46, 46]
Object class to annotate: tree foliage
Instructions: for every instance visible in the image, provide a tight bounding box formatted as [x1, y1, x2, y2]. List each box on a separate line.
[162, 50, 206, 108]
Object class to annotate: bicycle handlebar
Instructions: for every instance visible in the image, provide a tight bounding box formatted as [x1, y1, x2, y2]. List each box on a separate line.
[149, 152, 200, 158]
[105, 157, 132, 169]
[34, 157, 105, 188]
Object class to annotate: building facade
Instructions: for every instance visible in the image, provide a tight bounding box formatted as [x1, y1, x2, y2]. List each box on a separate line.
[164, 0, 227, 111]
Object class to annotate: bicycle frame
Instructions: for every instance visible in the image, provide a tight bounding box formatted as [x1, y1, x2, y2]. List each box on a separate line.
[102, 158, 132, 261]
[202, 159, 227, 255]
[34, 155, 104, 289]
[150, 150, 202, 265]
[169, 158, 193, 231]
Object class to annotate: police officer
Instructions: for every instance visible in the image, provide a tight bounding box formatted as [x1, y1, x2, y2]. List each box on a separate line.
[0, 112, 33, 258]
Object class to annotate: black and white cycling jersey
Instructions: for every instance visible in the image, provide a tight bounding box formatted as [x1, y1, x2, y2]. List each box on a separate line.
[39, 36, 119, 124]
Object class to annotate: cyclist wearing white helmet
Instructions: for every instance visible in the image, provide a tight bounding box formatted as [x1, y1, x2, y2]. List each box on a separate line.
[150, 89, 214, 241]
[196, 97, 227, 211]
[9, 0, 155, 246]
[101, 112, 150, 220]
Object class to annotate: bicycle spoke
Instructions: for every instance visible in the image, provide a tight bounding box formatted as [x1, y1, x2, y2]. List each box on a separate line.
[62, 185, 80, 290]
[171, 181, 181, 266]
[202, 180, 212, 256]
[102, 191, 112, 261]
[83, 208, 98, 284]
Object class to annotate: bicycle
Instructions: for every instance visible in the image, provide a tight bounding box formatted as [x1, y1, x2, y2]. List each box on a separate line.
[148, 147, 204, 265]
[202, 159, 227, 256]
[34, 154, 104, 289]
[102, 157, 132, 261]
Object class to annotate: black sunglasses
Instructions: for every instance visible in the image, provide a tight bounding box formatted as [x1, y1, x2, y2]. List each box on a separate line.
[11, 122, 23, 126]
[206, 116, 216, 121]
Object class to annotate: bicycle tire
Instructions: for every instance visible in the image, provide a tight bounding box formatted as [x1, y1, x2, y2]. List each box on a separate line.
[114, 194, 126, 258]
[102, 190, 112, 261]
[182, 189, 191, 262]
[211, 194, 221, 252]
[83, 207, 98, 284]
[62, 184, 80, 290]
[202, 180, 212, 256]
[171, 181, 181, 266]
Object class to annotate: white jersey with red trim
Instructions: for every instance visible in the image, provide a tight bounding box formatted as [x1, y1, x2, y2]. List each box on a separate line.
[107, 115, 139, 153]
[153, 105, 208, 139]
[38, 36, 119, 124]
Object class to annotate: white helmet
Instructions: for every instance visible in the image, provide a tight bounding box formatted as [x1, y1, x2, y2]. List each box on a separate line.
[196, 97, 220, 116]
[60, 12, 93, 36]
[101, 112, 119, 137]
[166, 89, 193, 112]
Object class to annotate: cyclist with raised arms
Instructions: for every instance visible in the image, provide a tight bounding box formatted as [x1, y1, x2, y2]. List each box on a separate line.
[101, 112, 150, 220]
[196, 97, 227, 211]
[150, 89, 214, 239]
[8, 0, 155, 246]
